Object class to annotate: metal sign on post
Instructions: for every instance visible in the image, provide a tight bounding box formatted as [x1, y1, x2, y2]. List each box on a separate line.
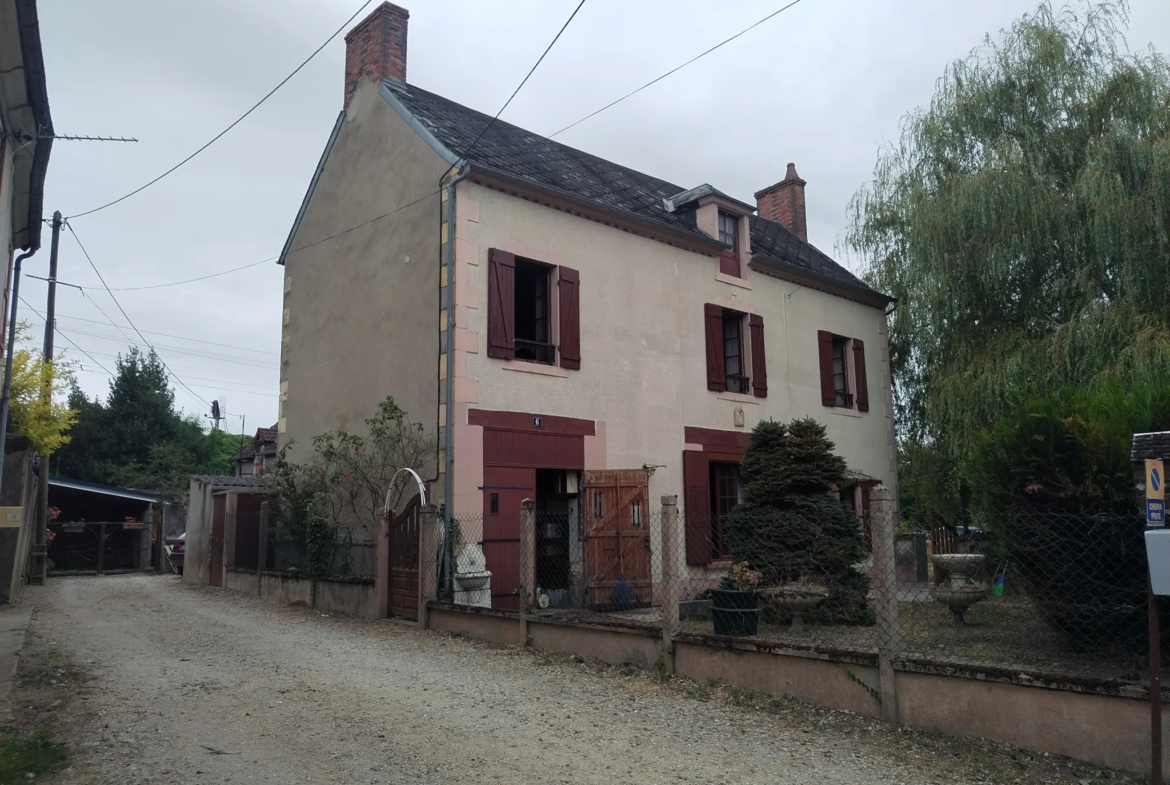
[1148, 459, 1166, 526]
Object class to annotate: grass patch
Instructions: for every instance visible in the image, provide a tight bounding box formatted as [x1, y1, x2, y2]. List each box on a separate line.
[0, 732, 68, 782]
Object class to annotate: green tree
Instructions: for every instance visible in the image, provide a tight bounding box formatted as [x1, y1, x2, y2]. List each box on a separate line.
[55, 347, 240, 496]
[725, 419, 874, 626]
[845, 1, 1170, 465]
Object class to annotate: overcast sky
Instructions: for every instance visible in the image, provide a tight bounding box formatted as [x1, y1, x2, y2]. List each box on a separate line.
[26, 0, 1170, 434]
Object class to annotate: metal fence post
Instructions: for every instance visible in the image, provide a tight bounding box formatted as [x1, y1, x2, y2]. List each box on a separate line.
[660, 495, 679, 674]
[258, 502, 269, 597]
[96, 522, 106, 575]
[871, 484, 900, 723]
[519, 498, 535, 647]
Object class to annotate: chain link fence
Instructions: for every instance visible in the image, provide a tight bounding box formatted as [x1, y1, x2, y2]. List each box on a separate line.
[441, 497, 1156, 684]
[234, 503, 378, 580]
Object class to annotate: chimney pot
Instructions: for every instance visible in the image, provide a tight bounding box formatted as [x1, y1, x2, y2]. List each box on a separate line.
[755, 162, 808, 242]
[345, 3, 410, 108]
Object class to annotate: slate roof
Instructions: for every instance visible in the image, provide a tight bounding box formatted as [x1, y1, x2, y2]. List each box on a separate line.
[387, 82, 886, 301]
[190, 475, 262, 488]
[1132, 432, 1170, 462]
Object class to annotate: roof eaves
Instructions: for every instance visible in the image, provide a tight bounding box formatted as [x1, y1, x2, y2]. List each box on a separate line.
[12, 0, 52, 251]
[278, 110, 344, 266]
[379, 81, 461, 167]
[750, 252, 894, 309]
[467, 162, 726, 255]
[49, 476, 159, 503]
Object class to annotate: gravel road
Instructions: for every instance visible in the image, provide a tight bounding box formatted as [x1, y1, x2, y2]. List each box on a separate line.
[13, 574, 1121, 785]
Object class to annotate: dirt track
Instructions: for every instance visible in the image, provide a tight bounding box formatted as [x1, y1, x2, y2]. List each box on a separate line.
[10, 573, 1125, 784]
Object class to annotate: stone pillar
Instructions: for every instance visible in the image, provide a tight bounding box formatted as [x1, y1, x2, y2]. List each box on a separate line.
[659, 495, 679, 674]
[870, 483, 900, 722]
[376, 505, 390, 617]
[519, 498, 536, 646]
[418, 505, 440, 629]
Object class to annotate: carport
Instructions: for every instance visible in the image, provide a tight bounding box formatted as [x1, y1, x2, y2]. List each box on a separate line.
[46, 477, 159, 575]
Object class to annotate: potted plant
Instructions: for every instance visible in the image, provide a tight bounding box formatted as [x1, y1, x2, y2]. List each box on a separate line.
[760, 577, 830, 632]
[709, 562, 762, 637]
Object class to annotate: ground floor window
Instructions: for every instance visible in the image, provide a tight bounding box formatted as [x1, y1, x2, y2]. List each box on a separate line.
[709, 462, 742, 558]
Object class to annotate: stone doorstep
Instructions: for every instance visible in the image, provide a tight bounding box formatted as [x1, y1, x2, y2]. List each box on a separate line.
[0, 609, 31, 723]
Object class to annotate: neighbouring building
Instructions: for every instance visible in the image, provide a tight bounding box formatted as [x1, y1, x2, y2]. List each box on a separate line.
[278, 3, 897, 613]
[231, 424, 278, 477]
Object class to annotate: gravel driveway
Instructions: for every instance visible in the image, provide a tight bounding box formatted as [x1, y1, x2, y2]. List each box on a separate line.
[11, 574, 1124, 784]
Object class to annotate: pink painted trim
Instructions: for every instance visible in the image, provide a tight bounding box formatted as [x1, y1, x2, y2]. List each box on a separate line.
[683, 442, 704, 451]
[501, 360, 570, 378]
[715, 295, 754, 314]
[715, 271, 752, 289]
[584, 420, 607, 471]
[716, 391, 759, 405]
[503, 240, 567, 267]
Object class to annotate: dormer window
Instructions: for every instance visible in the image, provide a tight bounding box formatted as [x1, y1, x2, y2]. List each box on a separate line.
[718, 212, 739, 254]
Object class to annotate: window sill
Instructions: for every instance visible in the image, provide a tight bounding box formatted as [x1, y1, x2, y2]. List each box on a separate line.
[706, 560, 731, 572]
[715, 271, 752, 289]
[716, 391, 759, 405]
[828, 405, 862, 418]
[501, 360, 569, 378]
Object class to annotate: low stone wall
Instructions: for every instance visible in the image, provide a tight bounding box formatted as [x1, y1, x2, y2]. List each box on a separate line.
[426, 602, 1170, 778]
[224, 569, 377, 617]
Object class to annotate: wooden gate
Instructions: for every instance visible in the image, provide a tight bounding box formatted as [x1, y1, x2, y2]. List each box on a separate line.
[389, 495, 421, 620]
[583, 469, 651, 609]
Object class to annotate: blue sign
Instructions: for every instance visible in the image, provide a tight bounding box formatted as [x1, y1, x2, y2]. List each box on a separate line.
[1154, 467, 1163, 494]
[1148, 499, 1166, 525]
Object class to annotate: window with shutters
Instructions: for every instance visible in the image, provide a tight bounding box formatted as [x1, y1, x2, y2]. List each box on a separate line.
[514, 259, 554, 364]
[817, 331, 869, 412]
[487, 249, 581, 370]
[706, 305, 767, 398]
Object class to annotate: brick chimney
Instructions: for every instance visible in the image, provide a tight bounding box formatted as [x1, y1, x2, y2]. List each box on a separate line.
[755, 163, 807, 242]
[345, 3, 409, 107]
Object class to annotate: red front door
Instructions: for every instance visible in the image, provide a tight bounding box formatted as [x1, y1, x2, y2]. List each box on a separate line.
[482, 466, 535, 610]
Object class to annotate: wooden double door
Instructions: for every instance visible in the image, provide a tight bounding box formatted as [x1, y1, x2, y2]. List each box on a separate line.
[480, 466, 650, 611]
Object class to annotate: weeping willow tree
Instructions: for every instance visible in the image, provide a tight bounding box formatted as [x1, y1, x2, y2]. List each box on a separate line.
[845, 1, 1170, 468]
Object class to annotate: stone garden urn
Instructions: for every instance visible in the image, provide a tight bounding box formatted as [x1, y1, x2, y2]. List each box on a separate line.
[930, 553, 986, 625]
[760, 586, 828, 632]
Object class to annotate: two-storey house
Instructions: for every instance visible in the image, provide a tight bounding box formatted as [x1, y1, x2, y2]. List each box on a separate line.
[279, 3, 896, 612]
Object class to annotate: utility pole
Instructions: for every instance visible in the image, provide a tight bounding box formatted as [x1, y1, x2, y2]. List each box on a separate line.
[29, 211, 61, 585]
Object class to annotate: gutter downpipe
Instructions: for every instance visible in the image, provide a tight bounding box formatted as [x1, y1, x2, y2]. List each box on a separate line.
[0, 248, 37, 487]
[443, 163, 471, 595]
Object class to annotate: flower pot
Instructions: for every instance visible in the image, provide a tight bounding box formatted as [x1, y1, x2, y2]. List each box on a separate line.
[709, 588, 759, 637]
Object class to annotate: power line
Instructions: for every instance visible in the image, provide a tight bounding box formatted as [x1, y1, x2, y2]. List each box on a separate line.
[50, 312, 278, 356]
[67, 257, 275, 292]
[65, 222, 211, 408]
[33, 325, 277, 369]
[457, 0, 587, 161]
[548, 0, 806, 139]
[18, 296, 113, 376]
[67, 0, 376, 219]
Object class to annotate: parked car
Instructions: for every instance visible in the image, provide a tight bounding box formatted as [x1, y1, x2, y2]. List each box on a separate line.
[168, 533, 185, 575]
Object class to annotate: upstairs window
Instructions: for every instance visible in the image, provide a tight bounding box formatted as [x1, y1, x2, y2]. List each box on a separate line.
[722, 311, 748, 394]
[831, 335, 850, 407]
[487, 249, 581, 370]
[514, 259, 554, 364]
[704, 304, 767, 398]
[718, 212, 739, 254]
[817, 331, 869, 411]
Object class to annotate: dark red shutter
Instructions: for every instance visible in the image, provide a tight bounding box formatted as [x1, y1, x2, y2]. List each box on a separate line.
[487, 249, 515, 360]
[683, 450, 712, 565]
[704, 304, 725, 392]
[749, 314, 767, 398]
[853, 338, 869, 412]
[818, 330, 835, 407]
[558, 266, 581, 370]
